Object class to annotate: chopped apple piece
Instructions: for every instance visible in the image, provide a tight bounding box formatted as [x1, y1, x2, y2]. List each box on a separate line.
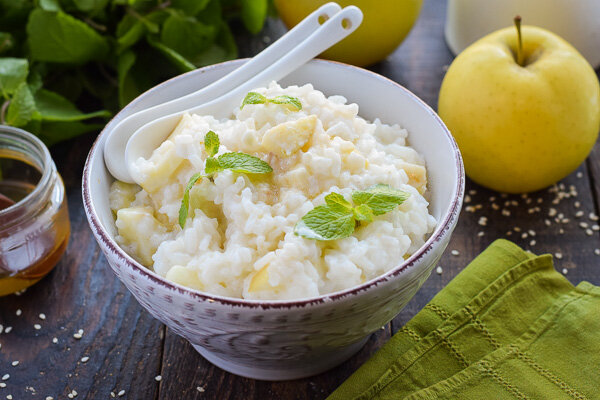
[166, 266, 204, 290]
[116, 207, 167, 266]
[248, 264, 279, 293]
[261, 115, 317, 156]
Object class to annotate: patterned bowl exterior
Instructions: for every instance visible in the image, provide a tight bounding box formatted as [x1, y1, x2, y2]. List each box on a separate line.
[82, 59, 464, 380]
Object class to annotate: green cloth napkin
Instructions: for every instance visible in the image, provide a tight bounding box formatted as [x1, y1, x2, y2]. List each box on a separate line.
[328, 239, 600, 399]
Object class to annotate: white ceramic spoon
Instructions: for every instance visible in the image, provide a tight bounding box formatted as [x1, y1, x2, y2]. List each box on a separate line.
[120, 6, 362, 184]
[104, 2, 345, 183]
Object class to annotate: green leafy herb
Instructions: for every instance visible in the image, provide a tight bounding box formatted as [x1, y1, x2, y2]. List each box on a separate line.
[178, 131, 272, 228]
[241, 91, 267, 108]
[295, 184, 410, 241]
[241, 91, 302, 111]
[217, 152, 273, 174]
[269, 95, 302, 111]
[204, 130, 219, 157]
[352, 184, 411, 216]
[0, 1, 268, 146]
[179, 172, 204, 229]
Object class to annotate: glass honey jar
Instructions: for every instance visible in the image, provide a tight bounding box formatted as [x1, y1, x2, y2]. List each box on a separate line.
[0, 125, 70, 296]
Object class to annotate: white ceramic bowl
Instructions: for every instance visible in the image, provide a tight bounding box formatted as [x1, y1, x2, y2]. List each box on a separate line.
[82, 59, 464, 381]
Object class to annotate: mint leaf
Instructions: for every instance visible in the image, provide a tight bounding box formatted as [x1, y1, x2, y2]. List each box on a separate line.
[241, 91, 266, 109]
[160, 12, 218, 65]
[204, 157, 222, 175]
[204, 130, 219, 157]
[353, 204, 374, 222]
[218, 152, 273, 174]
[179, 172, 204, 228]
[34, 89, 110, 122]
[352, 184, 410, 216]
[324, 192, 352, 211]
[27, 9, 109, 64]
[6, 82, 36, 127]
[269, 95, 302, 111]
[38, 0, 62, 12]
[146, 35, 196, 73]
[240, 0, 268, 34]
[116, 15, 146, 53]
[0, 58, 28, 99]
[294, 205, 355, 241]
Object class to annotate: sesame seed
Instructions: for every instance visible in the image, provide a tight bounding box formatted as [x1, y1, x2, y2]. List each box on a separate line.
[586, 229, 594, 236]
[521, 233, 528, 239]
[530, 240, 536, 246]
[559, 228, 565, 234]
[46, 397, 54, 400]
[501, 209, 511, 216]
[528, 230, 536, 236]
[506, 231, 512, 236]
[464, 195, 471, 203]
[514, 227, 521, 232]
[477, 231, 485, 237]
[197, 387, 205, 393]
[575, 210, 584, 218]
[593, 225, 600, 231]
[0, 325, 3, 334]
[110, 393, 115, 398]
[4, 327, 12, 334]
[73, 330, 83, 339]
[39, 314, 46, 320]
[2, 374, 9, 381]
[68, 394, 73, 399]
[0, 383, 5, 388]
[594, 249, 600, 256]
[590, 213, 599, 221]
[15, 309, 21, 316]
[155, 375, 162, 382]
[478, 216, 487, 226]
[555, 252, 563, 259]
[118, 390, 125, 397]
[577, 171, 583, 178]
[549, 208, 557, 217]
[574, 201, 581, 208]
[71, 390, 78, 397]
[7, 395, 13, 399]
[562, 268, 568, 275]
[11, 361, 18, 367]
[34, 324, 41, 330]
[436, 266, 443, 275]
[580, 222, 589, 229]
[81, 357, 89, 363]
[544, 219, 551, 226]
[468, 189, 477, 195]
[491, 203, 499, 210]
[52, 338, 58, 344]
[451, 250, 460, 256]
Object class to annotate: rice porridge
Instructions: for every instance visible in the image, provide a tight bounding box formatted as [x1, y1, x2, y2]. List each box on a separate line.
[109, 82, 436, 300]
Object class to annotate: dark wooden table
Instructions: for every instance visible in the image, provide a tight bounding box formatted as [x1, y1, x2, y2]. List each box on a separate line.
[2, 1, 599, 398]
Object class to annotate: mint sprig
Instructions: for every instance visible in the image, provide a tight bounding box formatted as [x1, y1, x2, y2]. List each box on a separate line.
[178, 131, 273, 228]
[294, 185, 409, 241]
[241, 91, 302, 112]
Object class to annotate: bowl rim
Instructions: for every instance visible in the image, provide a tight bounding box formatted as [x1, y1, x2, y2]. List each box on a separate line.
[82, 58, 465, 309]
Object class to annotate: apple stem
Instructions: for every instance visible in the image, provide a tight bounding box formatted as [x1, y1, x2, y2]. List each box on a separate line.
[514, 15, 524, 66]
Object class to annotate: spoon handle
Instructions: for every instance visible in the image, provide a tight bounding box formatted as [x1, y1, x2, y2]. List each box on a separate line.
[104, 2, 342, 183]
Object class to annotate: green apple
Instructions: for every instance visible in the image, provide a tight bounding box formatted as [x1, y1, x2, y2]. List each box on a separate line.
[438, 18, 600, 193]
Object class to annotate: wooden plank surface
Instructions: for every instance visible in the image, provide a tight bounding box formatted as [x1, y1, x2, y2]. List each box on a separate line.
[1, 0, 599, 399]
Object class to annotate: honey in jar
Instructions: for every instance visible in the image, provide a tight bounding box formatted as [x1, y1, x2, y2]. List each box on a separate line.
[0, 125, 70, 296]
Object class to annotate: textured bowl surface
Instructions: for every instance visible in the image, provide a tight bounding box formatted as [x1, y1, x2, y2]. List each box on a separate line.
[83, 59, 464, 380]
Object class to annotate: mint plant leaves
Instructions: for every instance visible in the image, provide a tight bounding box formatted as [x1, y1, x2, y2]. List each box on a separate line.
[241, 91, 302, 112]
[0, 1, 269, 146]
[179, 131, 273, 228]
[294, 185, 410, 241]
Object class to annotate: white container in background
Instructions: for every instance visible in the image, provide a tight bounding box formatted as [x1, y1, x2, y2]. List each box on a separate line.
[445, 0, 600, 68]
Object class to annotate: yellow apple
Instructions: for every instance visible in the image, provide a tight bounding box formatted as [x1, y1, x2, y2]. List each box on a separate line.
[438, 22, 600, 193]
[274, 0, 423, 66]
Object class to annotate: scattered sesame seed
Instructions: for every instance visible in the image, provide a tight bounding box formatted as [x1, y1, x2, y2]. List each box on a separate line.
[81, 357, 89, 363]
[464, 195, 471, 203]
[549, 208, 557, 217]
[0, 383, 5, 388]
[197, 386, 205, 393]
[118, 390, 125, 397]
[11, 361, 18, 367]
[71, 390, 77, 397]
[2, 374, 9, 381]
[580, 222, 589, 229]
[39, 313, 46, 320]
[478, 216, 487, 226]
[436, 266, 443, 275]
[477, 231, 485, 237]
[15, 309, 21, 317]
[521, 233, 528, 239]
[4, 327, 12, 334]
[562, 268, 568, 275]
[544, 219, 551, 226]
[451, 250, 460, 256]
[595, 249, 600, 256]
[491, 203, 499, 210]
[586, 229, 594, 236]
[34, 324, 41, 330]
[530, 240, 536, 246]
[468, 189, 477, 195]
[46, 397, 54, 400]
[7, 395, 13, 399]
[73, 330, 83, 339]
[52, 338, 58, 344]
[559, 228, 564, 234]
[575, 210, 584, 218]
[555, 252, 563, 260]
[574, 201, 581, 208]
[155, 375, 162, 382]
[514, 227, 521, 232]
[506, 231, 513, 236]
[528, 230, 536, 236]
[110, 392, 115, 398]
[67, 394, 73, 399]
[0, 325, 3, 334]
[577, 171, 583, 178]
[593, 225, 600, 231]
[501, 209, 511, 216]
[590, 213, 599, 221]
